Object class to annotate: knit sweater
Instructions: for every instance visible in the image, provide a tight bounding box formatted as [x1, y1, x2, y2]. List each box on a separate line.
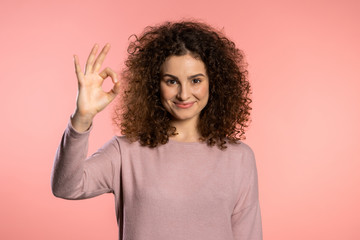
[51, 120, 263, 240]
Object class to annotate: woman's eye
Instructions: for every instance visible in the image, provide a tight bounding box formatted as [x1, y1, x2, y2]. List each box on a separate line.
[192, 78, 201, 84]
[166, 79, 177, 85]
[166, 79, 178, 85]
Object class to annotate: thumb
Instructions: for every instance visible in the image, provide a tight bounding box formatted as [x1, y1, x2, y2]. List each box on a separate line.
[106, 81, 121, 102]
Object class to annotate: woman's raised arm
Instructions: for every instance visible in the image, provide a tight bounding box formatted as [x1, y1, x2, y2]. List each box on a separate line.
[51, 44, 121, 199]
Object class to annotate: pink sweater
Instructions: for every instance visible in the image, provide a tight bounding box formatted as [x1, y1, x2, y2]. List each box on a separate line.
[51, 120, 263, 240]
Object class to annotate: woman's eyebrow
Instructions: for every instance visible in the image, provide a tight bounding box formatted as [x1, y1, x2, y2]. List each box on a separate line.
[188, 73, 205, 79]
[162, 74, 178, 80]
[162, 73, 205, 79]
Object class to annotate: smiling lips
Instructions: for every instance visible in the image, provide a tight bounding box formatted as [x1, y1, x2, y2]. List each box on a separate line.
[174, 102, 195, 109]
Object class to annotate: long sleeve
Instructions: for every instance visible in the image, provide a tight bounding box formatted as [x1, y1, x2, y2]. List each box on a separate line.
[231, 147, 263, 240]
[51, 120, 120, 200]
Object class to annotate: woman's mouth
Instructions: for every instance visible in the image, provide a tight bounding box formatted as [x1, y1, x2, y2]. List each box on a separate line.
[174, 102, 194, 109]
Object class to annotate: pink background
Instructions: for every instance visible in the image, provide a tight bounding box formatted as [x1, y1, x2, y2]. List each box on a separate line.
[1, 0, 359, 239]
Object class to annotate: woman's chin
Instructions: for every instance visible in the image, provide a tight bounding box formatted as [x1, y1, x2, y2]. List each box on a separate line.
[170, 113, 200, 122]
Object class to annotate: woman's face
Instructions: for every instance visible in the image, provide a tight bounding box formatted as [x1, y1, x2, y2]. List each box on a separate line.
[160, 53, 209, 123]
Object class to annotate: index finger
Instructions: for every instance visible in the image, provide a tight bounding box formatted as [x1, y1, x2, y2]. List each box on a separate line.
[92, 43, 111, 73]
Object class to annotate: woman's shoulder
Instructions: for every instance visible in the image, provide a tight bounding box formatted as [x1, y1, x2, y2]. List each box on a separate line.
[112, 135, 150, 151]
[225, 140, 257, 167]
[226, 139, 254, 154]
[112, 135, 137, 147]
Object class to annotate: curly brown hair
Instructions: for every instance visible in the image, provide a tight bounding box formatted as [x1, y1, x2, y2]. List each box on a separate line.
[113, 20, 252, 150]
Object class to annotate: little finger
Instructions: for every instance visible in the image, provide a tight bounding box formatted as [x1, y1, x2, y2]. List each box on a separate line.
[74, 55, 84, 83]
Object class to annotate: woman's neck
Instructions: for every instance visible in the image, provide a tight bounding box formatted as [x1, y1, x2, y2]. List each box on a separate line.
[169, 117, 201, 142]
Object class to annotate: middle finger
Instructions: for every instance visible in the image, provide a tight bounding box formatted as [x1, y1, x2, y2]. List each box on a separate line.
[92, 43, 111, 73]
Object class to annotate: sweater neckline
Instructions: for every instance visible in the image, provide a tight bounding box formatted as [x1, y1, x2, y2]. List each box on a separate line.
[168, 138, 205, 145]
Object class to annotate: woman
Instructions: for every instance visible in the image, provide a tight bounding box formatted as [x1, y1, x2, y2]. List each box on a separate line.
[51, 21, 263, 240]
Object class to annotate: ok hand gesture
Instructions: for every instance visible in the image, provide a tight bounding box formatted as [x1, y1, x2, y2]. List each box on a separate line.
[71, 43, 121, 132]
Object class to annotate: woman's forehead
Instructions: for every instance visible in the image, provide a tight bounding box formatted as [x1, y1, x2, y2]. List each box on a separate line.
[161, 54, 206, 75]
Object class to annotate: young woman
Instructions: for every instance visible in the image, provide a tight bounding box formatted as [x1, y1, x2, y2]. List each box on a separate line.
[51, 21, 263, 240]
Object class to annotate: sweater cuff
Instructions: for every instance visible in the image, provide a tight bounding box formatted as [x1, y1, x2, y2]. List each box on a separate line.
[67, 116, 93, 138]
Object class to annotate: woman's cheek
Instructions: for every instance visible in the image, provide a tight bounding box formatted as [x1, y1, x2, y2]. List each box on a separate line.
[194, 85, 209, 98]
[163, 87, 177, 100]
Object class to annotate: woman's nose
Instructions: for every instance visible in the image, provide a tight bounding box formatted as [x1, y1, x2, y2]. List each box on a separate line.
[177, 83, 190, 101]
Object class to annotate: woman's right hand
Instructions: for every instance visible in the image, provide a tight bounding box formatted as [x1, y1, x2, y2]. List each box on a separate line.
[71, 43, 121, 132]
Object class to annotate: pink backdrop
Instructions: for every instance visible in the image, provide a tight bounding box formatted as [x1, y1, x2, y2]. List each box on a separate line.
[1, 0, 359, 239]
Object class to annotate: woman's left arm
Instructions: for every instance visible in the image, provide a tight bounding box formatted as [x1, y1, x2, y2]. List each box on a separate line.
[231, 148, 263, 240]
